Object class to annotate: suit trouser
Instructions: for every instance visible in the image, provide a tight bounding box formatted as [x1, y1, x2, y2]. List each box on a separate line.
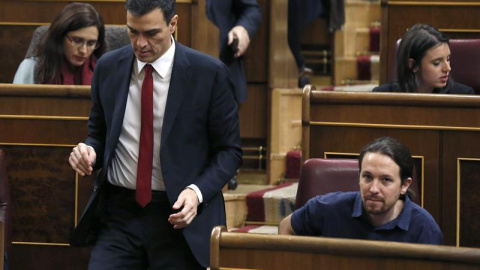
[88, 183, 204, 270]
[3, 251, 7, 270]
[288, 0, 304, 71]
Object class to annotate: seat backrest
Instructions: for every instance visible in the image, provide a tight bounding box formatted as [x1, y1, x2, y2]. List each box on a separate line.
[104, 25, 130, 52]
[448, 39, 480, 94]
[295, 158, 359, 209]
[295, 158, 420, 210]
[0, 150, 11, 252]
[387, 39, 401, 84]
[389, 39, 480, 94]
[25, 25, 130, 58]
[24, 25, 49, 58]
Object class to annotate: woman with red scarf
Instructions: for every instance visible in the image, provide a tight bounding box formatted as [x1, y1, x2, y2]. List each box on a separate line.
[13, 2, 105, 85]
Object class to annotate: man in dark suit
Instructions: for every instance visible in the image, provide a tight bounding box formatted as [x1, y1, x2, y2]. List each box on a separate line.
[206, 0, 261, 104]
[68, 0, 242, 269]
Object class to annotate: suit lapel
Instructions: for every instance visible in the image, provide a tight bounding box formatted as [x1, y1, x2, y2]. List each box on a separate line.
[161, 42, 191, 149]
[108, 47, 135, 162]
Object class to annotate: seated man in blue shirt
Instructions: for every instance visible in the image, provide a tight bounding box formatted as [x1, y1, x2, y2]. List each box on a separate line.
[279, 137, 443, 245]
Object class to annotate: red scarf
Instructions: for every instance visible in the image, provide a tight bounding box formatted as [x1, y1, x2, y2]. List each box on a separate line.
[46, 57, 96, 85]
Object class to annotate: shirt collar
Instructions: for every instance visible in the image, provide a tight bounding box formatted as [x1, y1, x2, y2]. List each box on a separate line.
[135, 35, 175, 78]
[352, 192, 413, 231]
[391, 195, 413, 231]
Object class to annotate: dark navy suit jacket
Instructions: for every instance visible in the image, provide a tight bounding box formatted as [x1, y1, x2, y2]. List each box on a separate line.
[206, 0, 261, 103]
[70, 41, 242, 267]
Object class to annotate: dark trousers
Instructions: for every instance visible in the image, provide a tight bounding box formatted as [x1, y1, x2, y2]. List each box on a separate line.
[3, 251, 7, 270]
[288, 0, 304, 71]
[287, 0, 325, 70]
[88, 184, 204, 270]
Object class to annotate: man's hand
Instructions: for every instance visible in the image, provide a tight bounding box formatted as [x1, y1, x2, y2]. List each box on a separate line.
[228, 25, 250, 58]
[169, 188, 199, 229]
[69, 142, 96, 176]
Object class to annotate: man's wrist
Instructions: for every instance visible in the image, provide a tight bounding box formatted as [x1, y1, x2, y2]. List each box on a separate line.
[186, 184, 203, 204]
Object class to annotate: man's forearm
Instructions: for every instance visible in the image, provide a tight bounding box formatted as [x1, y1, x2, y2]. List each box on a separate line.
[279, 214, 296, 235]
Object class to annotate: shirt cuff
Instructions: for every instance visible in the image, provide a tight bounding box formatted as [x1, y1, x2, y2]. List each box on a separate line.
[187, 184, 203, 204]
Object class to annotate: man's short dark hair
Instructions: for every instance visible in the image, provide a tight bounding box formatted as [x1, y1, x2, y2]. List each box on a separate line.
[126, 0, 176, 23]
[358, 137, 415, 199]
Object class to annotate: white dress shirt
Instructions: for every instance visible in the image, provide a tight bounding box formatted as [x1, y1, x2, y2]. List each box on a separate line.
[106, 37, 203, 203]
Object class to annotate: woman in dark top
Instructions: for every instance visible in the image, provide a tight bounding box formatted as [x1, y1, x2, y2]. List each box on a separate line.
[373, 24, 474, 94]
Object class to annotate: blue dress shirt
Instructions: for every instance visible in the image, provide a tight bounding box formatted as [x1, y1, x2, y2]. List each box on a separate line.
[291, 191, 443, 245]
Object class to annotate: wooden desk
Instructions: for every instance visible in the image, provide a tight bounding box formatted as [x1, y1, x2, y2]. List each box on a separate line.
[301, 86, 480, 248]
[210, 226, 480, 270]
[0, 83, 92, 269]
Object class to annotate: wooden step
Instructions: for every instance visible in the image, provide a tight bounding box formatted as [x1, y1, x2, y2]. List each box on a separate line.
[224, 184, 273, 229]
[334, 55, 380, 86]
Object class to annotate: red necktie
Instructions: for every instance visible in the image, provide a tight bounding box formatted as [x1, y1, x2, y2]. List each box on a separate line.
[136, 64, 154, 207]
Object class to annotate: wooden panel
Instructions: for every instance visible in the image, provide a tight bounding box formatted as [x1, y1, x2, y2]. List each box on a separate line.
[269, 88, 302, 183]
[302, 88, 480, 247]
[268, 0, 297, 88]
[443, 133, 480, 247]
[244, 0, 269, 83]
[190, 0, 219, 58]
[5, 146, 75, 243]
[0, 25, 38, 83]
[176, 3, 192, 47]
[458, 159, 480, 248]
[210, 226, 480, 270]
[0, 0, 191, 24]
[224, 193, 248, 229]
[238, 84, 268, 139]
[380, 0, 480, 83]
[0, 84, 91, 115]
[0, 1, 127, 24]
[0, 84, 93, 269]
[10, 245, 90, 270]
[301, 18, 331, 46]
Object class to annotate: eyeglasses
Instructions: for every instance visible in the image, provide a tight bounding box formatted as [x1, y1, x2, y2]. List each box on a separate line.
[65, 35, 99, 50]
